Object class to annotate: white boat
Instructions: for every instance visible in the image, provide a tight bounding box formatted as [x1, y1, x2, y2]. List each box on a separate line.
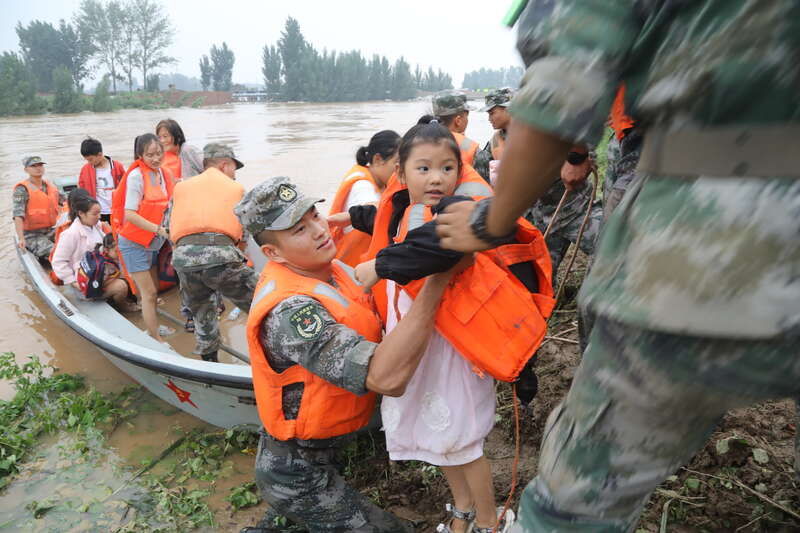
[15, 236, 261, 430]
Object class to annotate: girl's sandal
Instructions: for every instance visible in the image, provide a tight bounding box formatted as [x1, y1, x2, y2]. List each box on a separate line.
[436, 503, 475, 533]
[470, 507, 516, 533]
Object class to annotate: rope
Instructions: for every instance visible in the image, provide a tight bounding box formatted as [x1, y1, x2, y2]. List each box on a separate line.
[542, 189, 569, 240]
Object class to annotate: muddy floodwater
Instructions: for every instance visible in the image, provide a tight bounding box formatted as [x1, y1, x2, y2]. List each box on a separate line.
[0, 101, 497, 529]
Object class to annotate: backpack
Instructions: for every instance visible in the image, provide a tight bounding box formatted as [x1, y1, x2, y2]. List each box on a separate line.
[76, 246, 107, 299]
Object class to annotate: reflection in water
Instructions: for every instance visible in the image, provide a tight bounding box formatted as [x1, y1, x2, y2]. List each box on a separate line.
[0, 101, 497, 523]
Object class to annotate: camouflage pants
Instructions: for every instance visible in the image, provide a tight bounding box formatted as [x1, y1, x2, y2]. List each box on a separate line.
[526, 179, 602, 282]
[253, 435, 413, 533]
[176, 262, 257, 356]
[23, 229, 54, 261]
[512, 318, 800, 533]
[602, 128, 643, 223]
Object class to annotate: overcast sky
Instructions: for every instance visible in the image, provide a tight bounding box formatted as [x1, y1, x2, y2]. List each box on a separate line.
[2, 0, 523, 88]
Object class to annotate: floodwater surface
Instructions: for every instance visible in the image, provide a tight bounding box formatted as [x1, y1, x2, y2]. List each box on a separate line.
[0, 101, 497, 528]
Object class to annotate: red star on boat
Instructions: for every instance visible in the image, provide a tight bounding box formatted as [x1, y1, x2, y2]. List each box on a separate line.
[165, 379, 198, 408]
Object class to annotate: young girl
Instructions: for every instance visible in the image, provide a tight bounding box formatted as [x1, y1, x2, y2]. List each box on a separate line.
[328, 129, 400, 266]
[52, 189, 132, 310]
[344, 118, 552, 533]
[112, 133, 174, 340]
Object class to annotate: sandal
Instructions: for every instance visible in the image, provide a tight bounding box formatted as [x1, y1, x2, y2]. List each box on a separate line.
[471, 507, 516, 533]
[436, 503, 475, 533]
[184, 317, 195, 332]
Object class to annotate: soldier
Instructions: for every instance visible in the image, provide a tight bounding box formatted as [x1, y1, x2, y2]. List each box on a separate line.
[473, 87, 514, 183]
[431, 90, 481, 167]
[236, 178, 454, 533]
[13, 156, 61, 261]
[436, 0, 800, 530]
[166, 143, 256, 362]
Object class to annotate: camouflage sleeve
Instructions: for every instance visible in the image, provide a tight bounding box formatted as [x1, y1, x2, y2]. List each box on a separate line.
[12, 185, 28, 218]
[473, 146, 492, 183]
[510, 0, 642, 146]
[260, 295, 376, 396]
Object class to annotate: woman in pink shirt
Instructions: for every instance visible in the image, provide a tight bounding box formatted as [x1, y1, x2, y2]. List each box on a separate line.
[52, 189, 133, 310]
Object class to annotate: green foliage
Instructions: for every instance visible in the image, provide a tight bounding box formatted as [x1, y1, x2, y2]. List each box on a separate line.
[113, 91, 167, 110]
[15, 20, 67, 92]
[0, 52, 46, 116]
[52, 66, 84, 113]
[77, 0, 125, 93]
[226, 481, 261, 510]
[130, 0, 175, 92]
[210, 42, 235, 91]
[263, 16, 450, 102]
[146, 73, 160, 92]
[199, 55, 212, 91]
[462, 66, 524, 90]
[92, 74, 114, 112]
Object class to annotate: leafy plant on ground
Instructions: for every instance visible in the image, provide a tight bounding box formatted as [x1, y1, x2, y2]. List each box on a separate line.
[227, 481, 261, 510]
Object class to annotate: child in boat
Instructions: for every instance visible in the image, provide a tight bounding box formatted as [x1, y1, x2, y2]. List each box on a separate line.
[344, 118, 551, 533]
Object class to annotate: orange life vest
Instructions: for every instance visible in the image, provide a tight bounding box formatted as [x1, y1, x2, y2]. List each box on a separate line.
[169, 167, 244, 243]
[490, 131, 506, 160]
[161, 150, 182, 181]
[329, 164, 379, 267]
[111, 159, 174, 248]
[16, 179, 59, 231]
[387, 203, 555, 382]
[247, 260, 381, 441]
[364, 164, 493, 334]
[452, 132, 479, 167]
[610, 84, 635, 140]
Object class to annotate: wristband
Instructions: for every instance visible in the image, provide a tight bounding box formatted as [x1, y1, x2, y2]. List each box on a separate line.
[468, 198, 517, 247]
[566, 151, 589, 165]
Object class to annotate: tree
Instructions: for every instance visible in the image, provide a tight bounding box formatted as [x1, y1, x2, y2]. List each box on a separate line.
[52, 66, 83, 113]
[261, 44, 282, 99]
[278, 17, 308, 101]
[0, 52, 44, 116]
[145, 73, 159, 92]
[118, 0, 138, 91]
[16, 20, 68, 92]
[131, 0, 175, 92]
[76, 0, 125, 93]
[210, 42, 234, 91]
[199, 55, 212, 91]
[58, 19, 96, 92]
[92, 74, 114, 112]
[391, 57, 415, 100]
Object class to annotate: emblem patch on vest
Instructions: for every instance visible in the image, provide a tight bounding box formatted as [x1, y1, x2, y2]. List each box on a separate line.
[289, 304, 324, 339]
[278, 184, 297, 202]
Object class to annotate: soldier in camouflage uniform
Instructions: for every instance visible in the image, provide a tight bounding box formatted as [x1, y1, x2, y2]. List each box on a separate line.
[12, 156, 59, 261]
[435, 0, 800, 530]
[473, 87, 514, 182]
[431, 90, 481, 168]
[237, 178, 451, 533]
[165, 143, 257, 362]
[602, 125, 643, 222]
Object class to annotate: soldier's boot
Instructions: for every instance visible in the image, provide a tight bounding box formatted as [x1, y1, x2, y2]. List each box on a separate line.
[201, 351, 219, 363]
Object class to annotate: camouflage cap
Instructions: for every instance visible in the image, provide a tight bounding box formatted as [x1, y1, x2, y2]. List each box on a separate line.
[22, 156, 46, 167]
[432, 90, 469, 116]
[203, 142, 244, 169]
[234, 177, 325, 235]
[480, 87, 514, 112]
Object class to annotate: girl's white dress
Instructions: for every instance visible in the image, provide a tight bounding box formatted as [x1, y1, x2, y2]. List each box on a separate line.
[381, 281, 495, 466]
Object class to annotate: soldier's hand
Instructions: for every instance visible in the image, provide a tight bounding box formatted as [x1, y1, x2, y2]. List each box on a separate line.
[354, 259, 380, 292]
[327, 212, 351, 227]
[436, 201, 492, 253]
[561, 157, 592, 191]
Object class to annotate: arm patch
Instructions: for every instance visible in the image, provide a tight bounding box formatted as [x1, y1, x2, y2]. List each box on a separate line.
[288, 304, 325, 340]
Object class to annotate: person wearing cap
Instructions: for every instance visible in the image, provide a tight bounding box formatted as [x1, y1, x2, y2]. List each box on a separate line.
[473, 88, 514, 183]
[13, 156, 62, 261]
[165, 143, 256, 362]
[235, 177, 453, 533]
[432, 90, 481, 167]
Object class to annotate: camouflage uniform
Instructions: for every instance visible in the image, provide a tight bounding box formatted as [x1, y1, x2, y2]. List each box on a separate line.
[12, 167, 58, 261]
[167, 144, 257, 360]
[431, 90, 469, 118]
[602, 126, 643, 222]
[507, 1, 800, 531]
[236, 179, 413, 533]
[473, 88, 514, 182]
